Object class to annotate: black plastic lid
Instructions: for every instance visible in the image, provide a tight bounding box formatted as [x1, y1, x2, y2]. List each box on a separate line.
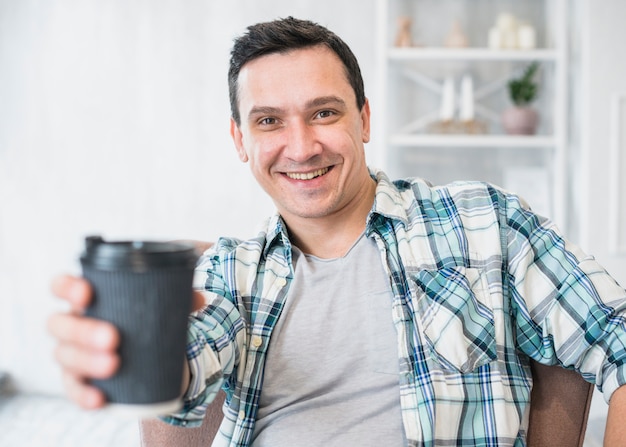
[80, 236, 198, 271]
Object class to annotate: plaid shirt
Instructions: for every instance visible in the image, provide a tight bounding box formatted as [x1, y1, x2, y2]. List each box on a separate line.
[164, 168, 626, 446]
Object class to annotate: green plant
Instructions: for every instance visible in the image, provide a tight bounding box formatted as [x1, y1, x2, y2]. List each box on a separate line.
[508, 61, 539, 106]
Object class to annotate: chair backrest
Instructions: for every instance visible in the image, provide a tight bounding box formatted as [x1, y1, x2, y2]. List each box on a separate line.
[139, 391, 225, 447]
[138, 360, 594, 447]
[526, 361, 594, 447]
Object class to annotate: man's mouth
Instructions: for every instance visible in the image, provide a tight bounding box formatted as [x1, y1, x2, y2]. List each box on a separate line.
[285, 167, 329, 180]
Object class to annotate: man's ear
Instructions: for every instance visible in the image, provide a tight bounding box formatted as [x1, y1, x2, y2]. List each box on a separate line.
[230, 118, 249, 163]
[361, 98, 371, 143]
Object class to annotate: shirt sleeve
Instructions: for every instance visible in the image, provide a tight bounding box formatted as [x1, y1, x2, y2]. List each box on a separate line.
[161, 243, 248, 427]
[503, 192, 626, 403]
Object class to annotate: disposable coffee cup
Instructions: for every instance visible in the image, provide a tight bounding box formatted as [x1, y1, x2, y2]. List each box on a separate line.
[80, 236, 198, 416]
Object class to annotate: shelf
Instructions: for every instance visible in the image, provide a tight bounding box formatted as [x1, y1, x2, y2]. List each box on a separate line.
[378, 0, 568, 227]
[389, 134, 556, 148]
[388, 47, 560, 62]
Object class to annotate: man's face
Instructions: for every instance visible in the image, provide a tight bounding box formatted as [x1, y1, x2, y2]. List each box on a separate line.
[230, 45, 371, 223]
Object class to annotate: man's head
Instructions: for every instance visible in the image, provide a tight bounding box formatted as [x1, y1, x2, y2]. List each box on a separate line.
[228, 18, 374, 237]
[228, 17, 366, 126]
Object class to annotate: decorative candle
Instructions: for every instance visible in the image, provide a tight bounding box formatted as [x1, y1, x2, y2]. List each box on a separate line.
[439, 76, 455, 121]
[496, 13, 518, 49]
[460, 75, 474, 121]
[517, 24, 537, 50]
[488, 27, 503, 49]
[496, 13, 517, 31]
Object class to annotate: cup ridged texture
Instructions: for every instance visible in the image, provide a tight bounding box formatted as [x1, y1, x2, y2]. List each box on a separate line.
[82, 266, 194, 405]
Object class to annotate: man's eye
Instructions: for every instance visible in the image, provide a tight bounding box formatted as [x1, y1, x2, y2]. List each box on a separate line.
[259, 117, 277, 126]
[316, 110, 334, 119]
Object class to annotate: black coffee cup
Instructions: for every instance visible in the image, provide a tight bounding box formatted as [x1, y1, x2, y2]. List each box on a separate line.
[80, 236, 198, 415]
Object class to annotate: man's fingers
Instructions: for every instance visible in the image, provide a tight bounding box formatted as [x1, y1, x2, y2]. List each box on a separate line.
[63, 372, 107, 410]
[47, 313, 120, 351]
[50, 275, 92, 312]
[49, 313, 121, 379]
[55, 343, 120, 379]
[49, 274, 116, 408]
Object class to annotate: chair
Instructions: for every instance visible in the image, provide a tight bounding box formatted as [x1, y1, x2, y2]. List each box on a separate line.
[526, 361, 594, 447]
[139, 391, 225, 447]
[139, 360, 594, 447]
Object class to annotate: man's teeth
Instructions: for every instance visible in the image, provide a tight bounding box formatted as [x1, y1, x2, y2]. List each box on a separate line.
[286, 168, 329, 180]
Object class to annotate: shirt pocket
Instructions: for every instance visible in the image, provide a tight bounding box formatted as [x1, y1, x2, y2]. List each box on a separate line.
[411, 267, 496, 374]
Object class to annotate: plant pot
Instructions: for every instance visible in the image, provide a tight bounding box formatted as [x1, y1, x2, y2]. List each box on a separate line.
[501, 106, 539, 135]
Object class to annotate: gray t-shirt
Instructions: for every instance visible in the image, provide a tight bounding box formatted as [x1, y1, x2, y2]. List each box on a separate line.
[251, 233, 406, 446]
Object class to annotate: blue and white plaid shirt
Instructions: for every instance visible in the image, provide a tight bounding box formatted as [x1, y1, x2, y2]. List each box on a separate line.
[164, 168, 626, 446]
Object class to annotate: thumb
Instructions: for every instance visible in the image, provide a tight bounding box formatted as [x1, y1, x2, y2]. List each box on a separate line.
[191, 291, 207, 312]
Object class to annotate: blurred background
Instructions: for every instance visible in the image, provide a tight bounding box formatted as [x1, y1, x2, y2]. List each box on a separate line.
[1, 0, 625, 445]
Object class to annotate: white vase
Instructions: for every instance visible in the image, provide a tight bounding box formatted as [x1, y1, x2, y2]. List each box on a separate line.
[502, 106, 539, 135]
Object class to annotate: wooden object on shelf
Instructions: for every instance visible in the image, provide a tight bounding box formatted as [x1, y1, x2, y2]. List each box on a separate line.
[427, 119, 487, 136]
[394, 16, 413, 47]
[445, 20, 469, 48]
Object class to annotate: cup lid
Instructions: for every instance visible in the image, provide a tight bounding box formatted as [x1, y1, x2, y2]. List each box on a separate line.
[80, 236, 198, 271]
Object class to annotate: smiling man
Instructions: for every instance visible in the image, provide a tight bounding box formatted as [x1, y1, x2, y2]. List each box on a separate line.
[231, 43, 375, 258]
[48, 17, 626, 447]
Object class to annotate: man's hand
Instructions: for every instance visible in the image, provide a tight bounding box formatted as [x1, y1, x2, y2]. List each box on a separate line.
[47, 274, 207, 409]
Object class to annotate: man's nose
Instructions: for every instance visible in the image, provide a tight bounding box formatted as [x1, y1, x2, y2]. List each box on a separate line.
[284, 120, 323, 161]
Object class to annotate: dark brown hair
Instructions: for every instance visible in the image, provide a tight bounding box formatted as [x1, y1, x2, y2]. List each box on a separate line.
[228, 17, 366, 125]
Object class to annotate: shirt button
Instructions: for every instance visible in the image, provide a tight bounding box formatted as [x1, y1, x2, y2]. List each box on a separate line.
[276, 277, 287, 287]
[394, 307, 403, 319]
[251, 336, 263, 348]
[239, 410, 245, 419]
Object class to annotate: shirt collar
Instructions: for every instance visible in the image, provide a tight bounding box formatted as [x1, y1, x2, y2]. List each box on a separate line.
[261, 212, 293, 259]
[367, 167, 411, 227]
[261, 167, 411, 254]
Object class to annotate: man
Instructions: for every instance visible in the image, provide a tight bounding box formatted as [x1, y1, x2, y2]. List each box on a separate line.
[48, 17, 626, 446]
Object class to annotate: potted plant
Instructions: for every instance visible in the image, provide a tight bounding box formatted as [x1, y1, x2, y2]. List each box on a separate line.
[502, 61, 540, 135]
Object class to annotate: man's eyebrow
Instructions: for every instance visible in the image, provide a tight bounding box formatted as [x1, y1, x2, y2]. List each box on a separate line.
[248, 106, 283, 120]
[247, 96, 347, 121]
[306, 96, 346, 109]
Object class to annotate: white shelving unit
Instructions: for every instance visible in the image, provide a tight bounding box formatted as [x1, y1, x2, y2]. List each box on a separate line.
[387, 47, 560, 61]
[375, 0, 568, 227]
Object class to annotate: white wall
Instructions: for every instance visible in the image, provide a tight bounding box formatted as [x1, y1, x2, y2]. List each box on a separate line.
[0, 0, 378, 395]
[578, 0, 626, 286]
[576, 1, 626, 444]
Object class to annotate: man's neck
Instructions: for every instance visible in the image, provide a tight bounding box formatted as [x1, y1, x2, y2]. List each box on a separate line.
[285, 177, 377, 259]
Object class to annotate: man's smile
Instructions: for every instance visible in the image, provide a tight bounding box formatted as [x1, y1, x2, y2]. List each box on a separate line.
[284, 167, 330, 180]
